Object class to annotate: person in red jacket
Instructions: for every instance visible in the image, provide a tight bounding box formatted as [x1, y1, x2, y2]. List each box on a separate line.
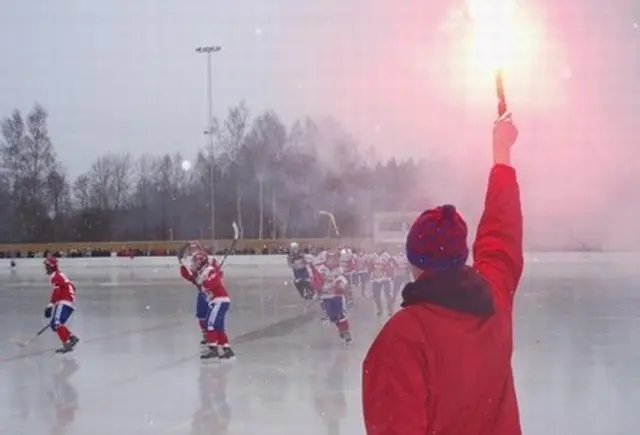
[362, 114, 523, 435]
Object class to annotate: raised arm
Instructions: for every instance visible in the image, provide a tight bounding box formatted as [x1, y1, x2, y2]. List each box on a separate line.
[472, 115, 523, 308]
[179, 263, 196, 284]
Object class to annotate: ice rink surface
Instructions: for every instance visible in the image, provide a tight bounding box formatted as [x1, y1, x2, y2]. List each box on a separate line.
[1, 254, 640, 435]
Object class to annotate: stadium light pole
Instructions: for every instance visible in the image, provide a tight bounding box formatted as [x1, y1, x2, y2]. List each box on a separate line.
[195, 45, 222, 253]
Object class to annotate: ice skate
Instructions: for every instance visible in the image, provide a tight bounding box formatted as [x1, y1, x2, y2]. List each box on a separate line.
[343, 331, 353, 345]
[219, 346, 235, 360]
[201, 345, 219, 360]
[55, 335, 79, 354]
[303, 288, 314, 300]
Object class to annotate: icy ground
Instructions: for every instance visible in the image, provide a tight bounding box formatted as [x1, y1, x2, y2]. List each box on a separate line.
[1, 254, 640, 435]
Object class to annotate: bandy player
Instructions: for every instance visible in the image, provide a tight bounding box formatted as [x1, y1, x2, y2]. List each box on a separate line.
[43, 256, 80, 354]
[181, 250, 235, 360]
[179, 241, 211, 345]
[315, 250, 353, 344]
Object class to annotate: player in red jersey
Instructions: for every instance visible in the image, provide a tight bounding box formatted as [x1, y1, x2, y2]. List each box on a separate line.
[181, 250, 234, 360]
[370, 251, 395, 317]
[179, 241, 211, 346]
[315, 250, 353, 344]
[354, 251, 373, 297]
[391, 251, 411, 305]
[338, 248, 356, 306]
[44, 256, 80, 354]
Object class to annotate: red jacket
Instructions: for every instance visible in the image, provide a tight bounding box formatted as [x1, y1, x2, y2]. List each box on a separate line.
[362, 164, 524, 435]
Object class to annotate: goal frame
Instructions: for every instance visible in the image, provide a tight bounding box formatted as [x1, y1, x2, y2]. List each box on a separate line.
[372, 211, 421, 245]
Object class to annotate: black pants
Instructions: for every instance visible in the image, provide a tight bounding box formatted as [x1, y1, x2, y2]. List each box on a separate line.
[294, 280, 314, 299]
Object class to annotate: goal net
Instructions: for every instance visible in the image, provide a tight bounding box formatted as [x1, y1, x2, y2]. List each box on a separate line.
[372, 212, 420, 247]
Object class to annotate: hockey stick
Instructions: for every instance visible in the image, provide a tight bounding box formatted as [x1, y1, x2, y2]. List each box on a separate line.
[218, 222, 239, 269]
[318, 210, 340, 237]
[177, 242, 191, 262]
[11, 324, 49, 348]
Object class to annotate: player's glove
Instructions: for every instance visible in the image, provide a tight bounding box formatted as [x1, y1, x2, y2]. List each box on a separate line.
[44, 304, 53, 319]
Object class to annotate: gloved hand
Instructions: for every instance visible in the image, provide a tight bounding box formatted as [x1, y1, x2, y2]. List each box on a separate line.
[44, 304, 53, 319]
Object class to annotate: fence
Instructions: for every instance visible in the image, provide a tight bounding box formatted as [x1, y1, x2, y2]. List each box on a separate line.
[0, 238, 374, 256]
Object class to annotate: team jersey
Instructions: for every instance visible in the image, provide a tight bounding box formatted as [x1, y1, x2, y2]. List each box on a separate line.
[339, 251, 356, 274]
[371, 253, 394, 282]
[181, 263, 230, 303]
[392, 254, 410, 277]
[288, 252, 311, 281]
[316, 265, 349, 299]
[355, 254, 372, 273]
[49, 271, 76, 308]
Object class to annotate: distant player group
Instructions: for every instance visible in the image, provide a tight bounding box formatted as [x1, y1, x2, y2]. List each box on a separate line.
[34, 241, 235, 360]
[286, 242, 411, 345]
[32, 240, 409, 357]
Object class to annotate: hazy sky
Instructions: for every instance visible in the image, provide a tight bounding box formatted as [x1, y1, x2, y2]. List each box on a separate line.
[1, 0, 638, 171]
[2, 0, 640, 247]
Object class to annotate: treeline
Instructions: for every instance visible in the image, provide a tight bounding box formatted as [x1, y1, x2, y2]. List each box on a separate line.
[0, 103, 431, 244]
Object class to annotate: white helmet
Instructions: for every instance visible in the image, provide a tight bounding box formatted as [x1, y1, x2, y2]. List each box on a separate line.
[290, 242, 299, 252]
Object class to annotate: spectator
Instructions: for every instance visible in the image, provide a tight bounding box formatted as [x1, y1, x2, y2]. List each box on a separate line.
[362, 115, 523, 434]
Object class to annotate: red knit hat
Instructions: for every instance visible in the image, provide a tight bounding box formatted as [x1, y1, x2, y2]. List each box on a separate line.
[405, 204, 469, 271]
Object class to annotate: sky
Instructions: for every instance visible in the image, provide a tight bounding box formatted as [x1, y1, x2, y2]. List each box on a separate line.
[1, 0, 640, 247]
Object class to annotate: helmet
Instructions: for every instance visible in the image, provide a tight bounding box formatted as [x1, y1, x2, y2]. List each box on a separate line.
[44, 255, 58, 275]
[190, 251, 209, 275]
[290, 242, 299, 252]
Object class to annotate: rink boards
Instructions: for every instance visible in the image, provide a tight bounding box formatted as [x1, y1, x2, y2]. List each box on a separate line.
[9, 251, 640, 268]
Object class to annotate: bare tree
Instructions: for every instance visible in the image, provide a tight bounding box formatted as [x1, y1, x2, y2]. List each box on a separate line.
[0, 168, 14, 241]
[0, 103, 439, 244]
[25, 105, 56, 179]
[46, 166, 70, 215]
[153, 154, 181, 240]
[45, 165, 71, 241]
[244, 110, 287, 239]
[277, 118, 323, 238]
[72, 174, 91, 210]
[0, 105, 58, 241]
[131, 154, 159, 239]
[220, 102, 250, 239]
[110, 153, 133, 210]
[86, 153, 133, 210]
[74, 153, 133, 240]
